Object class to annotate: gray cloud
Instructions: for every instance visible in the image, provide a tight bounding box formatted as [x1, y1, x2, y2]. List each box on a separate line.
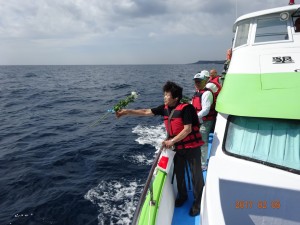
[0, 0, 291, 65]
[113, 0, 167, 17]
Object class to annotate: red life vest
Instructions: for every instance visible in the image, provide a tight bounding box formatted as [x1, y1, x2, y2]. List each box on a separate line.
[208, 76, 222, 96]
[163, 104, 203, 150]
[191, 89, 217, 121]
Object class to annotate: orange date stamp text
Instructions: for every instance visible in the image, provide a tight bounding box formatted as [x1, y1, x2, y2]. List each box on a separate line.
[235, 200, 281, 209]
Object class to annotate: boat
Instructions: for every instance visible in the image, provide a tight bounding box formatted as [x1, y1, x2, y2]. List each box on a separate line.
[132, 2, 300, 225]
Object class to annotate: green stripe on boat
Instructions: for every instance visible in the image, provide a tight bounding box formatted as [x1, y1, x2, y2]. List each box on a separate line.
[138, 170, 166, 225]
[216, 72, 300, 120]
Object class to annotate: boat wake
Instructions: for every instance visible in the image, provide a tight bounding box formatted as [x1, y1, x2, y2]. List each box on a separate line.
[84, 179, 143, 225]
[123, 153, 153, 166]
[132, 124, 166, 152]
[123, 124, 166, 166]
[85, 123, 166, 224]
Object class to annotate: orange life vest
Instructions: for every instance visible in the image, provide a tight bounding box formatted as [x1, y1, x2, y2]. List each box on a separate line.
[208, 76, 222, 97]
[163, 104, 203, 150]
[191, 89, 217, 121]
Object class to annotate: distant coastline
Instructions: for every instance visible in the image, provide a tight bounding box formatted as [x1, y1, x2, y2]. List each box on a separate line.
[191, 60, 225, 64]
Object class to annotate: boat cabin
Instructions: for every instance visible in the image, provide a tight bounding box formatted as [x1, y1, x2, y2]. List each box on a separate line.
[202, 4, 300, 225]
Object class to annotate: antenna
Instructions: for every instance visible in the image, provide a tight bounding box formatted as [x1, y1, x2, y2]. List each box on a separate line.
[235, 0, 238, 19]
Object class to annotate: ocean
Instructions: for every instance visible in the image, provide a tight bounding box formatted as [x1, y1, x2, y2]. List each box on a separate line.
[0, 64, 223, 225]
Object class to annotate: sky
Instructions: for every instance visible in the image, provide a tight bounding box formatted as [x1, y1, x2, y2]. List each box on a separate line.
[0, 0, 294, 65]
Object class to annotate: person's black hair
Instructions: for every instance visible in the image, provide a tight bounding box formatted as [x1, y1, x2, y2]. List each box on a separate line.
[163, 81, 183, 101]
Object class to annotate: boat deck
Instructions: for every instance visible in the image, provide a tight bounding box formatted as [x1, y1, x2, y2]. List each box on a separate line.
[171, 171, 208, 225]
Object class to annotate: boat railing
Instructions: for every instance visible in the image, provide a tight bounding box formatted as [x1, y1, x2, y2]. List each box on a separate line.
[131, 146, 164, 225]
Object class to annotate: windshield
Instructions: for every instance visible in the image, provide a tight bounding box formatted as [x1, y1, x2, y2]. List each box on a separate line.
[234, 21, 250, 48]
[255, 17, 289, 42]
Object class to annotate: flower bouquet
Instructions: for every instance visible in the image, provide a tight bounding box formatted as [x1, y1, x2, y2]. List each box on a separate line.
[90, 91, 138, 127]
[180, 96, 191, 104]
[111, 91, 138, 112]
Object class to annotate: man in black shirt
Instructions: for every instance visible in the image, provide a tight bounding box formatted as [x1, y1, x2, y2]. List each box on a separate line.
[151, 104, 199, 127]
[116, 81, 204, 216]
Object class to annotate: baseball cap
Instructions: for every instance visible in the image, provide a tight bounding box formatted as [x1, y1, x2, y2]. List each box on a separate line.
[193, 70, 209, 80]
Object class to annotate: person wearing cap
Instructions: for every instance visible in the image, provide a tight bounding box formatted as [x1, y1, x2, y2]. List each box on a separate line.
[116, 81, 204, 217]
[191, 70, 217, 170]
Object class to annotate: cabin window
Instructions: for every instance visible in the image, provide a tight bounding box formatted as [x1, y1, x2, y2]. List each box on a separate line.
[224, 116, 300, 172]
[234, 21, 250, 48]
[255, 17, 288, 43]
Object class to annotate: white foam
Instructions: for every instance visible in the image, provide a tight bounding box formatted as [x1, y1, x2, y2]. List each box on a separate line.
[132, 124, 166, 152]
[122, 124, 166, 166]
[14, 213, 33, 218]
[84, 179, 143, 225]
[85, 124, 167, 224]
[123, 153, 153, 165]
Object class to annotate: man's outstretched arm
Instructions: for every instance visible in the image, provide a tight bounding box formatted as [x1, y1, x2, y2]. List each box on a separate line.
[116, 109, 154, 118]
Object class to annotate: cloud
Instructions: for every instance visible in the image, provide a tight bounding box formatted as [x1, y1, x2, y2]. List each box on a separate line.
[0, 0, 292, 64]
[0, 0, 236, 40]
[148, 32, 158, 38]
[112, 0, 167, 17]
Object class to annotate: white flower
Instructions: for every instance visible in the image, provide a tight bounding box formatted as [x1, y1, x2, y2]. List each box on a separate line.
[131, 91, 138, 99]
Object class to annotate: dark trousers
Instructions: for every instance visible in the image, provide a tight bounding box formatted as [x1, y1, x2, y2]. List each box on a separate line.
[174, 146, 204, 210]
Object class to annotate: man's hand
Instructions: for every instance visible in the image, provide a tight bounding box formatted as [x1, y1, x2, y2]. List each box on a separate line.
[162, 139, 174, 149]
[116, 109, 127, 118]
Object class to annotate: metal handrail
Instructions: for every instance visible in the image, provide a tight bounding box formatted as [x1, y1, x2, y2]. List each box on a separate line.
[131, 146, 164, 225]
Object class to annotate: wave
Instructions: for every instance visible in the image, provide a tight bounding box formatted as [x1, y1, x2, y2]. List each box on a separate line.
[132, 124, 166, 152]
[24, 72, 38, 78]
[123, 153, 153, 166]
[85, 123, 167, 224]
[84, 179, 143, 225]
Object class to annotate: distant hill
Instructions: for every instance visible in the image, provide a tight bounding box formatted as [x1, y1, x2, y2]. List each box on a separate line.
[192, 60, 225, 64]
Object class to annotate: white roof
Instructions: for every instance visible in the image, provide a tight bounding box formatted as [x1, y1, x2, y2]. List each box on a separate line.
[233, 4, 300, 29]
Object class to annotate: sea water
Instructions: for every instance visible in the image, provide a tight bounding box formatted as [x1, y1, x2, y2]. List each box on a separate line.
[0, 64, 223, 225]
